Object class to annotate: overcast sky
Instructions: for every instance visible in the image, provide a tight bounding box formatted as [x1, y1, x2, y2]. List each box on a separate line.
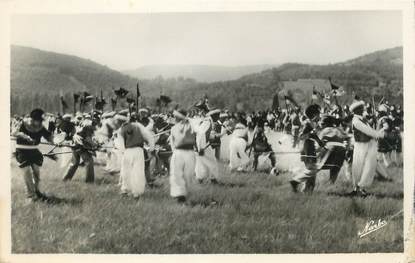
[11, 11, 402, 71]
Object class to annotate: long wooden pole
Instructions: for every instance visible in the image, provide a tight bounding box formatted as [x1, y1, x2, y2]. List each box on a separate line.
[93, 92, 97, 113]
[59, 90, 63, 114]
[73, 94, 76, 115]
[139, 81, 140, 114]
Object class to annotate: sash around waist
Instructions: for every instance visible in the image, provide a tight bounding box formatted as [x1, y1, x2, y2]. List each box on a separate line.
[15, 144, 39, 149]
[325, 142, 345, 148]
[175, 145, 194, 150]
[124, 144, 143, 149]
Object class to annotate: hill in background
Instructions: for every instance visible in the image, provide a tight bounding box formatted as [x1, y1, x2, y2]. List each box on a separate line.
[123, 64, 278, 83]
[11, 46, 139, 96]
[10, 45, 402, 114]
[169, 47, 402, 110]
[341, 46, 403, 66]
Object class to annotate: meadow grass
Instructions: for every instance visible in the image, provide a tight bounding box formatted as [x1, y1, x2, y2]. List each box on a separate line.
[10, 148, 403, 254]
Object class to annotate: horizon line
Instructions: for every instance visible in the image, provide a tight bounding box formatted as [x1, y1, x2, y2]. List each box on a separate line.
[11, 44, 403, 72]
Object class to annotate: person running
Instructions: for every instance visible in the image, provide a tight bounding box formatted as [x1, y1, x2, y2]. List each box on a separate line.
[290, 104, 324, 193]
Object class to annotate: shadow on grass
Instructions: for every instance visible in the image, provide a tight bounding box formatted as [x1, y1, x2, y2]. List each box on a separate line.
[147, 182, 164, 189]
[327, 191, 403, 200]
[42, 194, 84, 206]
[215, 181, 246, 188]
[94, 177, 116, 185]
[188, 198, 224, 208]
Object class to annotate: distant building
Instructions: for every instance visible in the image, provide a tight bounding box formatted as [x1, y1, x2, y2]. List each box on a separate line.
[281, 79, 332, 106]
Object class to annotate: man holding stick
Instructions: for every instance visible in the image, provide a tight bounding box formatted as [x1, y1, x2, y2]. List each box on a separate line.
[62, 116, 97, 183]
[195, 109, 221, 184]
[349, 100, 385, 196]
[11, 108, 55, 202]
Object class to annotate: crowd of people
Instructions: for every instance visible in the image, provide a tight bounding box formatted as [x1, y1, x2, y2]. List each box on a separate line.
[10, 95, 403, 204]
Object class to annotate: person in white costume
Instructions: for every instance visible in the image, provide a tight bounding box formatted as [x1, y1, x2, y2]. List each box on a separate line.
[95, 113, 126, 175]
[350, 100, 385, 197]
[138, 108, 157, 185]
[229, 122, 251, 172]
[118, 117, 155, 199]
[56, 114, 76, 169]
[194, 109, 221, 184]
[169, 109, 197, 203]
[218, 112, 232, 162]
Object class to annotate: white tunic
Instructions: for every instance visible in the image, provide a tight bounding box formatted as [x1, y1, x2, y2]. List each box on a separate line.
[194, 117, 219, 180]
[351, 115, 384, 188]
[229, 125, 250, 171]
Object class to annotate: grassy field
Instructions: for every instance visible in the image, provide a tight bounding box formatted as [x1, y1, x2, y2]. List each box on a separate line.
[11, 143, 404, 254]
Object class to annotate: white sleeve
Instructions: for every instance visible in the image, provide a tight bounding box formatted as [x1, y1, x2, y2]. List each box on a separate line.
[169, 125, 176, 150]
[189, 118, 200, 133]
[138, 123, 155, 151]
[196, 120, 210, 150]
[220, 125, 227, 136]
[198, 119, 211, 133]
[353, 118, 382, 139]
[118, 134, 126, 152]
[95, 122, 110, 140]
[146, 118, 154, 131]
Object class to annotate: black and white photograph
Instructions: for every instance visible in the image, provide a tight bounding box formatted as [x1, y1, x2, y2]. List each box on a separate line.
[1, 0, 414, 261]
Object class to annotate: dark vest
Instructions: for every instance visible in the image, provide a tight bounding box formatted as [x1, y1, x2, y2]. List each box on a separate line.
[17, 121, 50, 146]
[203, 119, 212, 144]
[121, 123, 145, 148]
[59, 120, 76, 140]
[353, 117, 372, 143]
[209, 122, 222, 147]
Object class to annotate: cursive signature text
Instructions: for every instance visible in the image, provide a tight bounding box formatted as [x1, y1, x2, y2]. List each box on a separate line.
[358, 218, 388, 238]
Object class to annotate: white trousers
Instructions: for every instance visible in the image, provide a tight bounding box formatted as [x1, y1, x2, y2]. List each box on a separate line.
[220, 135, 231, 162]
[60, 146, 72, 168]
[170, 149, 196, 197]
[105, 149, 122, 173]
[352, 140, 377, 188]
[381, 152, 392, 167]
[107, 135, 124, 173]
[391, 150, 402, 166]
[376, 153, 390, 178]
[120, 147, 146, 197]
[195, 147, 219, 180]
[343, 161, 352, 182]
[229, 137, 250, 171]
